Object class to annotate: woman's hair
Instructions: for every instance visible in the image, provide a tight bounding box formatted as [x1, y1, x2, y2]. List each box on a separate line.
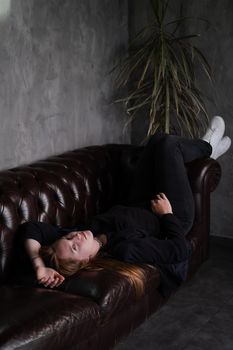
[39, 245, 87, 276]
[85, 257, 146, 297]
[39, 245, 146, 297]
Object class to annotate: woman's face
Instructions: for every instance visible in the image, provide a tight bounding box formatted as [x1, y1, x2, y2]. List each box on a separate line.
[53, 230, 98, 263]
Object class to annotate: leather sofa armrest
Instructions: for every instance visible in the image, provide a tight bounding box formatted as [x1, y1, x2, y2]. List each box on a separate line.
[186, 158, 221, 266]
[187, 158, 221, 194]
[186, 157, 221, 226]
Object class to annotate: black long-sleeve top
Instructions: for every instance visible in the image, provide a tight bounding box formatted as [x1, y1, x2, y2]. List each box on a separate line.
[13, 205, 192, 296]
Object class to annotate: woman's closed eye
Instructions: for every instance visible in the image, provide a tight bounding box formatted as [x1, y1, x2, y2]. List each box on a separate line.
[62, 236, 73, 241]
[64, 232, 78, 240]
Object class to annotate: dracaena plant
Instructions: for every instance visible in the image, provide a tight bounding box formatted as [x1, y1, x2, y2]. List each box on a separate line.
[114, 0, 212, 140]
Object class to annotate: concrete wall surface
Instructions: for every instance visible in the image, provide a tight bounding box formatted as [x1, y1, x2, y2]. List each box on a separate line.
[0, 0, 129, 170]
[129, 0, 233, 238]
[0, 0, 232, 239]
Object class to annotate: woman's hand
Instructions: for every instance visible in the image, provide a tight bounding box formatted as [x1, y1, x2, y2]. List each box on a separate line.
[36, 266, 65, 288]
[151, 193, 173, 216]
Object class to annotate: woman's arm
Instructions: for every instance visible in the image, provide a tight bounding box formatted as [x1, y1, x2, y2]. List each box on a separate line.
[24, 238, 45, 272]
[24, 237, 65, 288]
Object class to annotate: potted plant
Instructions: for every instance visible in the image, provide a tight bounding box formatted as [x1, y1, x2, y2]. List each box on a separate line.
[114, 0, 212, 141]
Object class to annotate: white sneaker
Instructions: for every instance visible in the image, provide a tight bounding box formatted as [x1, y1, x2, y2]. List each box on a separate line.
[211, 136, 231, 159]
[202, 116, 225, 151]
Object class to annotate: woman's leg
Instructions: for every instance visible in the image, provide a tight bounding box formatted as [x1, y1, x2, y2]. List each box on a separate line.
[126, 133, 165, 206]
[127, 133, 212, 234]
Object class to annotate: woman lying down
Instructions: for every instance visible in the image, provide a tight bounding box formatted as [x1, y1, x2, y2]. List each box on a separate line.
[13, 117, 231, 297]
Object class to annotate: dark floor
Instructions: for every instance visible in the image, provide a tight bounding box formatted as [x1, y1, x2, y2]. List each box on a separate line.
[114, 236, 233, 350]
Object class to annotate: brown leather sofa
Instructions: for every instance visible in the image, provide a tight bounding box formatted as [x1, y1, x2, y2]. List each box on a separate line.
[0, 143, 221, 350]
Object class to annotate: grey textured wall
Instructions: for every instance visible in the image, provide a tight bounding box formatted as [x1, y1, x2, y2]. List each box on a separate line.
[129, 0, 233, 238]
[0, 0, 232, 238]
[0, 0, 129, 170]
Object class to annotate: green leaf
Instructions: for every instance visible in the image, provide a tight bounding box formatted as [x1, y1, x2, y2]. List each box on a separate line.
[165, 81, 170, 133]
[192, 46, 212, 80]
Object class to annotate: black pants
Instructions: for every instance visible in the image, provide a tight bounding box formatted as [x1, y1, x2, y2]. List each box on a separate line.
[127, 133, 212, 234]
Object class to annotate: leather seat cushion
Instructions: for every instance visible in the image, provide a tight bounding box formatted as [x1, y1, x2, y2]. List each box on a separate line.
[0, 286, 100, 350]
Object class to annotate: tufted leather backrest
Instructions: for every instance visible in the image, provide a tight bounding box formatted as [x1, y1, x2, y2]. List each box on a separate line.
[0, 144, 142, 282]
[0, 143, 221, 284]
